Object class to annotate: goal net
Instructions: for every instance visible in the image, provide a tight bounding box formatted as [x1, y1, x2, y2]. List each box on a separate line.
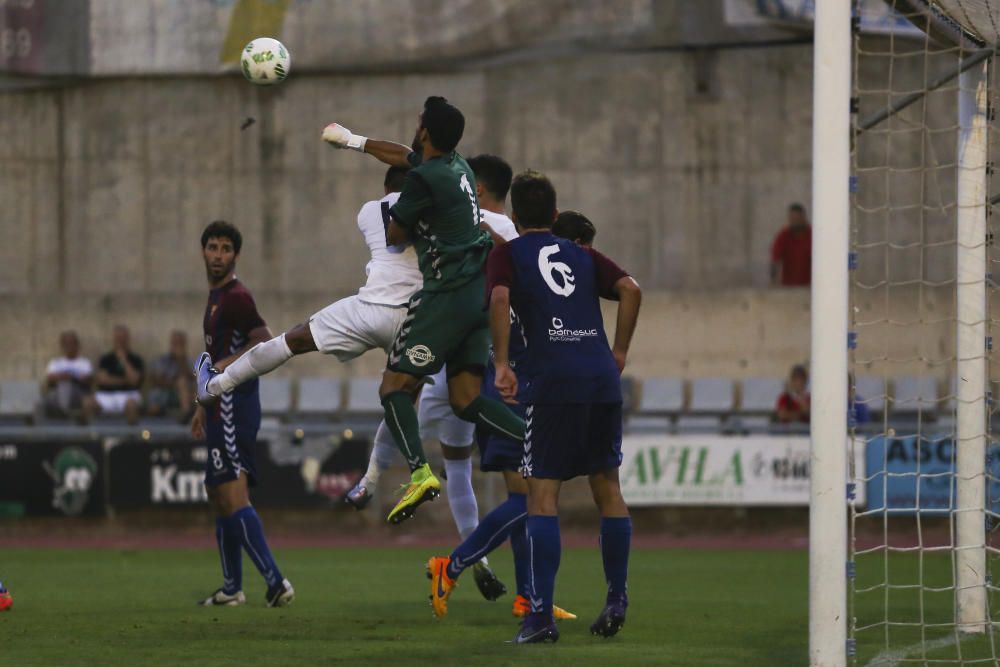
[850, 1, 1000, 663]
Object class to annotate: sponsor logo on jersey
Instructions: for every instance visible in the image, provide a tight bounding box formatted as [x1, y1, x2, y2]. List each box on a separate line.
[406, 344, 436, 367]
[548, 316, 598, 342]
[538, 244, 576, 296]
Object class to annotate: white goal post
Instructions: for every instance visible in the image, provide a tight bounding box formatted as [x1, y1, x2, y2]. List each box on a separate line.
[810, 1, 852, 665]
[812, 0, 998, 664]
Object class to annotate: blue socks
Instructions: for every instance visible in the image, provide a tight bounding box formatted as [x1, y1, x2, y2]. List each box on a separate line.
[510, 517, 530, 598]
[526, 515, 561, 617]
[447, 492, 527, 580]
[600, 517, 632, 601]
[215, 516, 243, 594]
[232, 506, 284, 589]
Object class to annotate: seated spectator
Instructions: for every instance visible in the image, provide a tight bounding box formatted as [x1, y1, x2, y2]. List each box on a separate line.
[776, 364, 810, 423]
[83, 324, 144, 425]
[770, 203, 812, 287]
[41, 330, 93, 420]
[147, 330, 194, 421]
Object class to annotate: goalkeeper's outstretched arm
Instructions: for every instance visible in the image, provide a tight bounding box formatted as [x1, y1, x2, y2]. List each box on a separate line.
[322, 123, 411, 167]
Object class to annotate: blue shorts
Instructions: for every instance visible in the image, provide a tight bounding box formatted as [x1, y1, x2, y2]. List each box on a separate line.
[478, 401, 526, 473]
[521, 402, 623, 481]
[477, 366, 526, 472]
[204, 392, 261, 488]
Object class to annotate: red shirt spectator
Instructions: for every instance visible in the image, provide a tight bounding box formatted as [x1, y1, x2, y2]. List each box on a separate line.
[771, 203, 812, 286]
[776, 364, 810, 423]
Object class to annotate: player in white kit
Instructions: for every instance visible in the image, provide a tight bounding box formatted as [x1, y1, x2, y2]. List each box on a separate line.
[196, 161, 512, 598]
[344, 155, 518, 599]
[196, 166, 420, 387]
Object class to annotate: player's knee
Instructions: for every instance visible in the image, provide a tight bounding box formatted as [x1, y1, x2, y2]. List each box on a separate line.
[441, 444, 471, 460]
[284, 326, 317, 355]
[504, 471, 529, 495]
[529, 495, 558, 516]
[591, 476, 628, 515]
[379, 372, 419, 399]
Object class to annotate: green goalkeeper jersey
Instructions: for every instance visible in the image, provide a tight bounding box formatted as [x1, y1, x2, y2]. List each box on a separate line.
[388, 151, 493, 292]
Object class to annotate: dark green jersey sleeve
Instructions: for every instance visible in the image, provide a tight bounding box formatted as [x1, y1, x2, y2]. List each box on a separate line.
[389, 172, 433, 230]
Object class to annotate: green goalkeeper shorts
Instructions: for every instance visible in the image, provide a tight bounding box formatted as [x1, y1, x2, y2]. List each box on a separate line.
[387, 275, 490, 378]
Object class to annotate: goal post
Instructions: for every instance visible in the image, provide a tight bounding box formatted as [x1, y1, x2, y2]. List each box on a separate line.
[809, 1, 852, 666]
[835, 0, 1000, 663]
[954, 58, 989, 635]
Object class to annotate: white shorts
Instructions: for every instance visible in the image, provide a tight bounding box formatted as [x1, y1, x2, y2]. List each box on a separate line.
[94, 390, 142, 413]
[308, 295, 408, 362]
[418, 366, 475, 447]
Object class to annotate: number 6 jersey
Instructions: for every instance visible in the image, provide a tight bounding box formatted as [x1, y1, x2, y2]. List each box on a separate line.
[485, 232, 629, 405]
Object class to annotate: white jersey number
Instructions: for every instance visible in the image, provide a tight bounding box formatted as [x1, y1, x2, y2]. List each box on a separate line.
[538, 245, 576, 297]
[460, 174, 479, 227]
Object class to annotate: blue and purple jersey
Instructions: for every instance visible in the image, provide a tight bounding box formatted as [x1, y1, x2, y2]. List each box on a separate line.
[203, 279, 265, 400]
[486, 232, 628, 405]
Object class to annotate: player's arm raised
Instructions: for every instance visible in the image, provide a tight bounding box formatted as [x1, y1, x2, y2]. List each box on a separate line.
[322, 123, 411, 168]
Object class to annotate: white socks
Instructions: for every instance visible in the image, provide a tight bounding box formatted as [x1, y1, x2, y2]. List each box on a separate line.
[444, 457, 479, 540]
[363, 421, 399, 487]
[208, 334, 294, 395]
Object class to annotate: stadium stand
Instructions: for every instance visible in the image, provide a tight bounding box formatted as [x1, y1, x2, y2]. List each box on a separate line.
[295, 378, 343, 421]
[677, 377, 734, 432]
[259, 377, 293, 417]
[0, 380, 40, 424]
[891, 375, 940, 418]
[854, 375, 886, 420]
[737, 376, 784, 432]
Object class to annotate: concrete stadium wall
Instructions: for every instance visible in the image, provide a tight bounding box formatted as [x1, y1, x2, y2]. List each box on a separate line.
[0, 44, 819, 380]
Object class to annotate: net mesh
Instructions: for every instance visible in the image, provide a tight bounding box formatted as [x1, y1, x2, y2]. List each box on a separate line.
[936, 1, 1000, 45]
[850, 1, 1000, 663]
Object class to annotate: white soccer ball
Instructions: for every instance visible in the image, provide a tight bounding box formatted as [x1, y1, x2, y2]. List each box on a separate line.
[240, 37, 290, 86]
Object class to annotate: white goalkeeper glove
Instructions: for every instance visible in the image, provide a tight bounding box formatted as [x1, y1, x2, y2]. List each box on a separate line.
[322, 123, 367, 152]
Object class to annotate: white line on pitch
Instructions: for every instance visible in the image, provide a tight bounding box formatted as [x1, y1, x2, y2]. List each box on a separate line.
[864, 636, 959, 667]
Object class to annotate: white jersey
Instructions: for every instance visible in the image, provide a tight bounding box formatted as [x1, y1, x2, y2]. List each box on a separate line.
[483, 209, 517, 242]
[356, 192, 423, 307]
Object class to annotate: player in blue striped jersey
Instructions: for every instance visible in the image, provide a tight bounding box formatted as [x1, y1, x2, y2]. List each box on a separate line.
[191, 221, 294, 608]
[491, 173, 641, 643]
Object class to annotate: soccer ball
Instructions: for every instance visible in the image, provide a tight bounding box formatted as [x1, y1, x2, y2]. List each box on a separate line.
[240, 37, 290, 85]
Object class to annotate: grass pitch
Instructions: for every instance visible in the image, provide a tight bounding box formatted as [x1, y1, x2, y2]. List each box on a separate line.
[1, 545, 812, 666]
[9, 544, 996, 665]
[6, 544, 998, 665]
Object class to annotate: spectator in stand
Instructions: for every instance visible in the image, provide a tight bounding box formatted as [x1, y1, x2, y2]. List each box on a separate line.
[82, 324, 145, 425]
[146, 330, 194, 421]
[776, 364, 810, 423]
[770, 203, 812, 287]
[41, 330, 93, 420]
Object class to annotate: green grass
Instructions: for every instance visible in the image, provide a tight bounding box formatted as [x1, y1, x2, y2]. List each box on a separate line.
[0, 546, 811, 666]
[9, 545, 999, 665]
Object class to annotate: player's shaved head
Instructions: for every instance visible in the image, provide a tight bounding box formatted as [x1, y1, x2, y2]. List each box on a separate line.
[420, 96, 464, 153]
[201, 220, 242, 254]
[510, 170, 557, 230]
[468, 154, 513, 201]
[384, 165, 410, 193]
[553, 210, 596, 246]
